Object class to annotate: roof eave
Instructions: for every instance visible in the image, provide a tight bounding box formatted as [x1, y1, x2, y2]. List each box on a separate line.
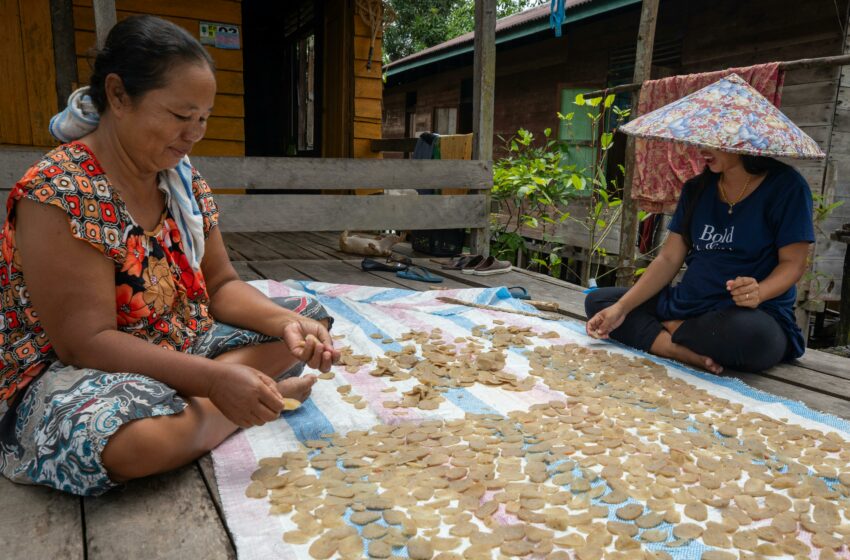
[385, 0, 642, 79]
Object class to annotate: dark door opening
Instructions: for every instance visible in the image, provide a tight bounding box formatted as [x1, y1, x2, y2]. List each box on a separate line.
[242, 0, 323, 157]
[458, 78, 473, 134]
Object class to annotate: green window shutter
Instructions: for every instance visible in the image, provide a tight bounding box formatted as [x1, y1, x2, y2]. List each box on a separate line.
[558, 88, 595, 176]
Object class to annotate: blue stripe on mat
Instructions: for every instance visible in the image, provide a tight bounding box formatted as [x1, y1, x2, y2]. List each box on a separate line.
[361, 288, 418, 303]
[441, 388, 500, 415]
[281, 397, 335, 443]
[291, 280, 405, 351]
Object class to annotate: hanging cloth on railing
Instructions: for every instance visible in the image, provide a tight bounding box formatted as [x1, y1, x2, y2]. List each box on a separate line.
[550, 0, 566, 37]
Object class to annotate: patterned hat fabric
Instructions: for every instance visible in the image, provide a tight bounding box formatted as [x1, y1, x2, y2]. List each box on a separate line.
[619, 73, 825, 160]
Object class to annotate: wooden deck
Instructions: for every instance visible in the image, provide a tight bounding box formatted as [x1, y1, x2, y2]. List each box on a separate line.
[3, 230, 850, 559]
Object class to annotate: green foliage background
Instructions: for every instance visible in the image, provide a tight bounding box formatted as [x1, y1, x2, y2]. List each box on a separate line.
[383, 0, 547, 62]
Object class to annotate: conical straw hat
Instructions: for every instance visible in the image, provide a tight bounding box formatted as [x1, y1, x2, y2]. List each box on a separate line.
[619, 73, 825, 159]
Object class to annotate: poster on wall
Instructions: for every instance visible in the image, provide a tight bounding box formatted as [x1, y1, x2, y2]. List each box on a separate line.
[199, 21, 241, 49]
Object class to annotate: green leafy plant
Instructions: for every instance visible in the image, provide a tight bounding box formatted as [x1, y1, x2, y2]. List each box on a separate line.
[489, 93, 636, 285]
[560, 93, 632, 286]
[812, 192, 845, 232]
[802, 192, 845, 305]
[490, 127, 584, 266]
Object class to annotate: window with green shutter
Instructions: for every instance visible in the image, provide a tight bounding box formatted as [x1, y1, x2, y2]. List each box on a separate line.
[558, 87, 596, 176]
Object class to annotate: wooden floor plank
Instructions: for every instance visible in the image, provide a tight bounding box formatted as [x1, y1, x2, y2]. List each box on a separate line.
[197, 455, 224, 513]
[283, 259, 406, 288]
[510, 266, 588, 294]
[224, 244, 245, 261]
[0, 478, 83, 559]
[309, 231, 344, 246]
[759, 363, 850, 401]
[196, 454, 235, 551]
[794, 349, 850, 381]
[251, 232, 328, 259]
[731, 371, 850, 419]
[84, 464, 234, 560]
[249, 259, 312, 282]
[222, 232, 287, 261]
[231, 260, 263, 281]
[295, 232, 353, 259]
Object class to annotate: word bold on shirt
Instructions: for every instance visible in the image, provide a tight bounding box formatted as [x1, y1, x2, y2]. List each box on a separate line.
[696, 224, 735, 251]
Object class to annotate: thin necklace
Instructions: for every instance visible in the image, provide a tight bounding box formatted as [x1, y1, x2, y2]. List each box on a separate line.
[718, 173, 753, 215]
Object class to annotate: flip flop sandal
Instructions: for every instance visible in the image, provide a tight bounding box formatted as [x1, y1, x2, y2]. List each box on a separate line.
[507, 286, 531, 300]
[362, 257, 408, 272]
[396, 266, 444, 283]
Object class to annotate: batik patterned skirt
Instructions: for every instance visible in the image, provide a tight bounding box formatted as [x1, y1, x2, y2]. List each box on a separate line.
[0, 296, 330, 496]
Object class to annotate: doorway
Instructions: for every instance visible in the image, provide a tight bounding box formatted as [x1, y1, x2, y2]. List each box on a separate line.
[242, 0, 323, 157]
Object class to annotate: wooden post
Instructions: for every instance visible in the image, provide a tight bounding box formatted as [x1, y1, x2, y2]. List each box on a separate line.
[614, 0, 660, 286]
[92, 0, 117, 49]
[49, 0, 77, 108]
[469, 0, 496, 257]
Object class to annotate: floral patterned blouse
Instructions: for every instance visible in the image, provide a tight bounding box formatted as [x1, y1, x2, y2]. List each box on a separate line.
[0, 141, 219, 404]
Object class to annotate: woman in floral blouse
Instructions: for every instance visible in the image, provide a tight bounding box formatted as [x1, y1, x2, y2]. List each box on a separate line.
[0, 16, 338, 495]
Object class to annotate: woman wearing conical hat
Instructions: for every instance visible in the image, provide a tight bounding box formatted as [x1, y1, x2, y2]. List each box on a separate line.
[585, 74, 822, 374]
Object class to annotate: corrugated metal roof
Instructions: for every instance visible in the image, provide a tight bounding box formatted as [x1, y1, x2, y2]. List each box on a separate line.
[386, 0, 595, 70]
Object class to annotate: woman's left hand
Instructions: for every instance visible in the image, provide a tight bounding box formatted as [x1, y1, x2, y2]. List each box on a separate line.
[726, 276, 760, 308]
[282, 318, 341, 373]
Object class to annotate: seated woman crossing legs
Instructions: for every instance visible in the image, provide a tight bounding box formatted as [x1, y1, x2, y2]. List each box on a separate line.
[0, 16, 340, 495]
[585, 285, 790, 374]
[585, 147, 812, 373]
[584, 75, 820, 374]
[585, 149, 812, 374]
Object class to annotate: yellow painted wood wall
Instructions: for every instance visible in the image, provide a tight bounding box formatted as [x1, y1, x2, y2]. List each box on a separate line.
[353, 8, 383, 160]
[0, 0, 59, 148]
[1, 1, 381, 161]
[73, 0, 245, 156]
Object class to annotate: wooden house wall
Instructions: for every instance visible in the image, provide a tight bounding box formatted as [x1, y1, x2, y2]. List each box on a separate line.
[353, 8, 383, 159]
[382, 0, 849, 297]
[322, 0, 352, 158]
[72, 0, 246, 157]
[384, 7, 649, 152]
[0, 0, 59, 148]
[1, 0, 382, 163]
[822, 32, 850, 301]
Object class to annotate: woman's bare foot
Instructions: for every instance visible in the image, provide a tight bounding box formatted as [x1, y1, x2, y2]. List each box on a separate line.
[650, 331, 724, 374]
[661, 319, 684, 336]
[278, 375, 318, 402]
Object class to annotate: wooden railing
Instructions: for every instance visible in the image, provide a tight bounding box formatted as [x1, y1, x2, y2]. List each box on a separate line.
[0, 150, 493, 252]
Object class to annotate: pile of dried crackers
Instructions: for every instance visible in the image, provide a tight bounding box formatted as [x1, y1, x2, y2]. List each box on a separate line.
[246, 322, 850, 559]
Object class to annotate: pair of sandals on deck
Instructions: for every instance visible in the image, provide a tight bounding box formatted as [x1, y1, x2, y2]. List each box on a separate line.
[440, 254, 512, 276]
[361, 255, 444, 283]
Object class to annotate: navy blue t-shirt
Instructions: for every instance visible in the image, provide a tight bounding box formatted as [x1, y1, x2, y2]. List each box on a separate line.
[656, 166, 815, 359]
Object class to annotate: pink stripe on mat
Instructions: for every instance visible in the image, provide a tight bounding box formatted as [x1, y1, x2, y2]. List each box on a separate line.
[213, 430, 295, 558]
